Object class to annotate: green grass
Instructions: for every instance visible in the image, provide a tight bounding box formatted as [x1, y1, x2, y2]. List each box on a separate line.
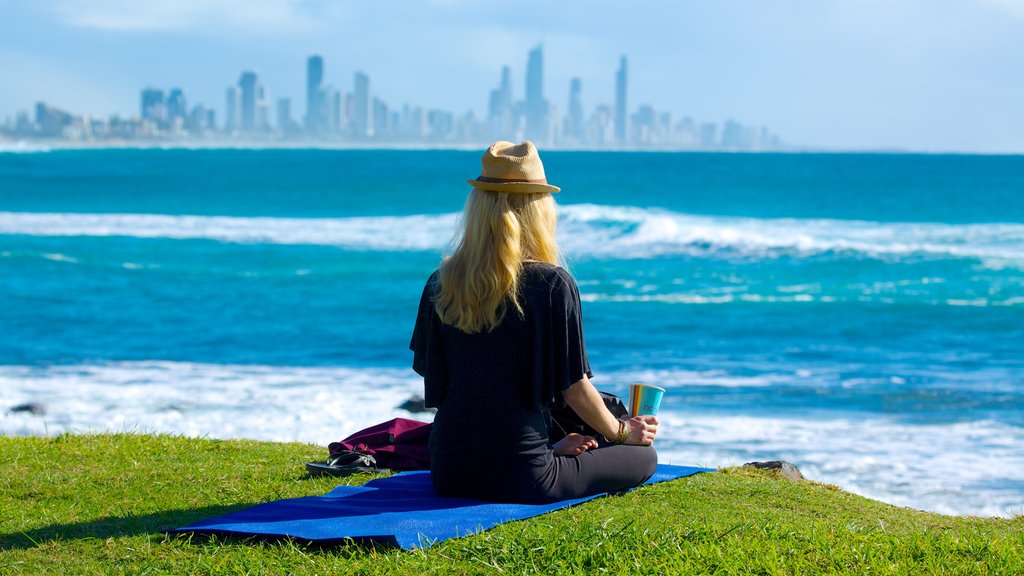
[1, 434, 1022, 575]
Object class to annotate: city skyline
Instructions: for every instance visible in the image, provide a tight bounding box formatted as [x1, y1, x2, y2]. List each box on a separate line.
[1, 1, 1022, 152]
[5, 46, 782, 150]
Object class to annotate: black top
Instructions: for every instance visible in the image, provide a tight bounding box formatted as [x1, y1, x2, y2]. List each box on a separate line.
[410, 262, 592, 466]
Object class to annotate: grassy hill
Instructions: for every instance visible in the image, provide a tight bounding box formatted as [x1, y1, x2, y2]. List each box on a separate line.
[1, 433, 1021, 575]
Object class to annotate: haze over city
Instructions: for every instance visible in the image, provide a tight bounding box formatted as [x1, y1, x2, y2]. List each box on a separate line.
[1, 0, 1022, 152]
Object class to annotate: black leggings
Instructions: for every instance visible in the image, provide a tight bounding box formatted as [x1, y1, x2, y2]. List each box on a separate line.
[532, 444, 658, 502]
[432, 445, 658, 504]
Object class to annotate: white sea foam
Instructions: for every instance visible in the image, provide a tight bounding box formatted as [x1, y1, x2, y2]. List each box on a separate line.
[2, 206, 1023, 265]
[580, 293, 821, 305]
[656, 413, 1024, 518]
[557, 204, 1024, 264]
[41, 252, 79, 263]
[3, 361, 1022, 517]
[0, 362, 425, 445]
[0, 211, 457, 252]
[0, 141, 51, 154]
[579, 292, 1024, 307]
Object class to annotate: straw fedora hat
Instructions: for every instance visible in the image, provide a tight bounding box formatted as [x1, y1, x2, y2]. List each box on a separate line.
[467, 140, 560, 194]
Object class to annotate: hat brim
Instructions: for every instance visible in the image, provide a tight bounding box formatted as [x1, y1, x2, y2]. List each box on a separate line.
[467, 180, 560, 194]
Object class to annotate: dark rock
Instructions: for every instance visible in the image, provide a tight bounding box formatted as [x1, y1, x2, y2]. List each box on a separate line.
[397, 395, 435, 414]
[9, 402, 47, 416]
[744, 460, 806, 482]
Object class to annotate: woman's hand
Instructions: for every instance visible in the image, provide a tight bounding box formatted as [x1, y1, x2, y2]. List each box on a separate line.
[622, 415, 658, 445]
[552, 433, 599, 456]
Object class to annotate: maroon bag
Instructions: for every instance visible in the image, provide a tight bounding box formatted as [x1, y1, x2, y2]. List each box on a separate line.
[328, 418, 432, 471]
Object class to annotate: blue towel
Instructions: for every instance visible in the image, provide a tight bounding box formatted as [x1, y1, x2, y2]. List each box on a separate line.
[171, 464, 711, 549]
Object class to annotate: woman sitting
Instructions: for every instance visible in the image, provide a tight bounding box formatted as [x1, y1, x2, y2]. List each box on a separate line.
[411, 141, 658, 503]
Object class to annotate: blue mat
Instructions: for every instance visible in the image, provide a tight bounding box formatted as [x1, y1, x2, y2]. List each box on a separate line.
[170, 464, 711, 549]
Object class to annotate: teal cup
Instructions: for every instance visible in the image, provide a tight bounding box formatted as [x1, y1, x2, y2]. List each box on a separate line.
[629, 383, 666, 417]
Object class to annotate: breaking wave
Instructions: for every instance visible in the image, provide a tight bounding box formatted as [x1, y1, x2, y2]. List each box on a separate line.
[2, 205, 1023, 264]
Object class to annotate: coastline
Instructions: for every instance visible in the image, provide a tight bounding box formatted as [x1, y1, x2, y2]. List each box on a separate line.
[2, 136, 1022, 155]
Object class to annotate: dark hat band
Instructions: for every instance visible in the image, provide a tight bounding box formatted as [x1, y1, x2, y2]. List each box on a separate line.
[475, 176, 549, 185]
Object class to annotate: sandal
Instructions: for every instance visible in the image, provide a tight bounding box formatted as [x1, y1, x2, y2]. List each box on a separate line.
[305, 450, 378, 477]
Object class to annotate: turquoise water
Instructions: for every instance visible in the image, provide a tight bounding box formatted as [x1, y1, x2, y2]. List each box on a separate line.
[2, 148, 1023, 516]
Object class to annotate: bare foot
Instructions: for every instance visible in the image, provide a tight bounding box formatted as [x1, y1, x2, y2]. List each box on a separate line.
[552, 433, 599, 456]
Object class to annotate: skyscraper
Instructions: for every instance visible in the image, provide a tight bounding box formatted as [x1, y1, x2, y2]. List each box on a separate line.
[35, 102, 74, 136]
[352, 72, 370, 138]
[373, 97, 389, 138]
[225, 86, 239, 132]
[329, 90, 342, 133]
[166, 89, 186, 124]
[487, 65, 516, 138]
[256, 84, 269, 131]
[140, 88, 165, 124]
[500, 66, 512, 112]
[615, 56, 628, 145]
[566, 78, 583, 142]
[306, 55, 324, 134]
[236, 70, 260, 131]
[525, 45, 548, 143]
[699, 122, 718, 147]
[277, 98, 293, 134]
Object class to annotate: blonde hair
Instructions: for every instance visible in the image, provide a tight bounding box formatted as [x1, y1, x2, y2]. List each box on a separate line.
[434, 189, 560, 333]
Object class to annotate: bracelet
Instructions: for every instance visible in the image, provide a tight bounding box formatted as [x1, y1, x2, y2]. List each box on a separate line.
[604, 420, 630, 445]
[598, 416, 622, 444]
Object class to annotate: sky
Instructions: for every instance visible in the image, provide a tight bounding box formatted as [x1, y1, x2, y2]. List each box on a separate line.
[0, 0, 1022, 152]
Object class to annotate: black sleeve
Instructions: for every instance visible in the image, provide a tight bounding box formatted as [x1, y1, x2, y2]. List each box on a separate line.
[549, 268, 592, 396]
[410, 274, 447, 408]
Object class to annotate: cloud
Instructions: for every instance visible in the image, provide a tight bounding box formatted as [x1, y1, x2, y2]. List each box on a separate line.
[50, 0, 323, 34]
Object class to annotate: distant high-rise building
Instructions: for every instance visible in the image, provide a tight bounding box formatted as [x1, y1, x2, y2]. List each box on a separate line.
[587, 104, 614, 146]
[329, 90, 342, 133]
[15, 111, 32, 134]
[615, 56, 628, 145]
[699, 122, 718, 147]
[403, 105, 426, 139]
[140, 88, 165, 123]
[188, 104, 207, 132]
[166, 89, 187, 124]
[721, 119, 755, 149]
[427, 109, 453, 140]
[488, 65, 516, 138]
[489, 65, 513, 118]
[632, 104, 656, 145]
[306, 55, 324, 133]
[565, 78, 583, 142]
[35, 102, 74, 136]
[500, 66, 512, 110]
[675, 116, 697, 146]
[238, 70, 261, 131]
[524, 45, 548, 143]
[344, 92, 354, 132]
[225, 86, 239, 132]
[352, 72, 371, 138]
[488, 88, 502, 120]
[277, 98, 293, 134]
[373, 97, 389, 138]
[256, 84, 269, 131]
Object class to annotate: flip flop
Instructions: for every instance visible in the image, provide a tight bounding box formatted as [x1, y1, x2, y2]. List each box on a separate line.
[305, 450, 378, 477]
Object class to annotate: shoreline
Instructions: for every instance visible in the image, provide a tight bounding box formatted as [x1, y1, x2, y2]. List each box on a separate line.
[2, 137, 1022, 156]
[3, 358, 1022, 520]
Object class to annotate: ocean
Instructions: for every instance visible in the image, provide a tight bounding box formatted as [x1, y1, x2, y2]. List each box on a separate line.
[1, 148, 1022, 517]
